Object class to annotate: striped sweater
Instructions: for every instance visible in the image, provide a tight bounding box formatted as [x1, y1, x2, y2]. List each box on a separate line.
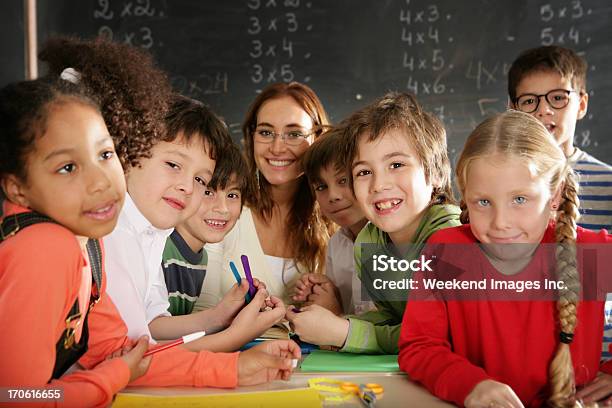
[162, 230, 208, 316]
[570, 147, 612, 361]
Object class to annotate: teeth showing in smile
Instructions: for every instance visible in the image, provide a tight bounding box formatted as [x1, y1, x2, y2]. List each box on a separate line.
[205, 220, 227, 227]
[375, 199, 401, 211]
[268, 160, 292, 167]
[91, 205, 112, 214]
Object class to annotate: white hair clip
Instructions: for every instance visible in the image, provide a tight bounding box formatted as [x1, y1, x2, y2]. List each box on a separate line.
[60, 67, 81, 84]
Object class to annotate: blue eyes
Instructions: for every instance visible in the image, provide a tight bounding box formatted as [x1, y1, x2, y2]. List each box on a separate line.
[476, 197, 527, 207]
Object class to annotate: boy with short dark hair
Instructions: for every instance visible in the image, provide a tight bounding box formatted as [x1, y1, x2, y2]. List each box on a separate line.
[508, 45, 612, 231]
[163, 142, 248, 316]
[292, 126, 373, 315]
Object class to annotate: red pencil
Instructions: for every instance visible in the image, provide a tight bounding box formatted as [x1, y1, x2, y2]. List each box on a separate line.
[143, 331, 206, 357]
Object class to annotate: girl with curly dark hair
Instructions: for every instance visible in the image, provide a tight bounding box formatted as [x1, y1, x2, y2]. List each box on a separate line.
[39, 36, 172, 169]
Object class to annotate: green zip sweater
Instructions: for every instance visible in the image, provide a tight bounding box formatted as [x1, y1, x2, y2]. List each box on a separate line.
[342, 204, 461, 354]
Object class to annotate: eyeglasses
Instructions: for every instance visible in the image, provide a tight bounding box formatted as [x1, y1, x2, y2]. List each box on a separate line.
[514, 89, 577, 113]
[253, 128, 314, 146]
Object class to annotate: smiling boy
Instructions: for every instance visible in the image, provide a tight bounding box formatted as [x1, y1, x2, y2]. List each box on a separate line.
[509, 45, 612, 232]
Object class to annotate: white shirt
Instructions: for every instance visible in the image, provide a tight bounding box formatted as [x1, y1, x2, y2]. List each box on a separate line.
[326, 227, 375, 315]
[264, 255, 300, 288]
[104, 193, 172, 340]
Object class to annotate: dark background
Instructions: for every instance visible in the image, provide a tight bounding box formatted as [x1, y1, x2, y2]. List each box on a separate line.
[2, 0, 611, 163]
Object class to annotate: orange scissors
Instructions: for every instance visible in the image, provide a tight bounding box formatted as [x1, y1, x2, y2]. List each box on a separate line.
[340, 382, 383, 407]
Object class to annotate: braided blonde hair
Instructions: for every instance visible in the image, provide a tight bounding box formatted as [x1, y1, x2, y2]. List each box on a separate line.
[456, 110, 581, 407]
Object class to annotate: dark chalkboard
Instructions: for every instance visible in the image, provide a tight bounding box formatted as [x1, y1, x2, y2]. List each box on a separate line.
[29, 0, 612, 162]
[0, 0, 25, 86]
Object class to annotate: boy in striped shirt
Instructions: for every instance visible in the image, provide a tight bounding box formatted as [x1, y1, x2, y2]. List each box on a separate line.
[163, 142, 248, 316]
[508, 45, 612, 364]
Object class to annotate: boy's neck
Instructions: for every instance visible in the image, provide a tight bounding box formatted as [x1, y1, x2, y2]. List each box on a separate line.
[346, 218, 368, 241]
[175, 226, 205, 253]
[388, 207, 428, 246]
[560, 140, 576, 158]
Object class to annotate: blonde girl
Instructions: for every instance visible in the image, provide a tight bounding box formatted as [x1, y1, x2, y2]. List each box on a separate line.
[399, 110, 612, 407]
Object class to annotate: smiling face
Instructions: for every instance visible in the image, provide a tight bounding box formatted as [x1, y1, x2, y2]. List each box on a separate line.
[314, 165, 365, 231]
[8, 101, 126, 239]
[252, 95, 314, 187]
[514, 70, 588, 156]
[177, 176, 243, 251]
[352, 129, 434, 245]
[126, 133, 215, 230]
[464, 154, 556, 246]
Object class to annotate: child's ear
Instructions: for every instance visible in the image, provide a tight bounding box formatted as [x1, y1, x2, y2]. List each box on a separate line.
[550, 183, 564, 211]
[1, 175, 32, 209]
[507, 95, 515, 110]
[576, 91, 589, 120]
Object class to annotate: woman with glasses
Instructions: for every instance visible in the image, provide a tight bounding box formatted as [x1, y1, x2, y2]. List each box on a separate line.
[197, 82, 333, 313]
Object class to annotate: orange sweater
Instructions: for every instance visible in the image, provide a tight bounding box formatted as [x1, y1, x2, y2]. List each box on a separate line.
[0, 202, 239, 407]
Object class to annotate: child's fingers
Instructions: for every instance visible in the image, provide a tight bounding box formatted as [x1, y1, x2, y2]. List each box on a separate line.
[291, 293, 307, 302]
[285, 305, 300, 321]
[307, 274, 331, 285]
[299, 273, 315, 286]
[266, 296, 286, 312]
[131, 336, 150, 357]
[312, 284, 329, 295]
[576, 379, 612, 404]
[250, 288, 268, 306]
[295, 280, 307, 290]
[253, 278, 267, 291]
[238, 279, 250, 295]
[501, 390, 525, 408]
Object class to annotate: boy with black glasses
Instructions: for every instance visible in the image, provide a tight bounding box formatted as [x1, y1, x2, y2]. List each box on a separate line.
[509, 45, 612, 232]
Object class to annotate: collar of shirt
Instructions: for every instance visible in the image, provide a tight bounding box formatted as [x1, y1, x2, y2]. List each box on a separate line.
[122, 193, 173, 238]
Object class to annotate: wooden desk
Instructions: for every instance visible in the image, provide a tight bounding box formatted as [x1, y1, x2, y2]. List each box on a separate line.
[118, 371, 454, 407]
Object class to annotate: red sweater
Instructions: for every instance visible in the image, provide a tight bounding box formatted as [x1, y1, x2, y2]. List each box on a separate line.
[398, 224, 612, 407]
[0, 202, 239, 407]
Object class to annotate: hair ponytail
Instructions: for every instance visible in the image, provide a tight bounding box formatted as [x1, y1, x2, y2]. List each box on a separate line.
[548, 168, 581, 408]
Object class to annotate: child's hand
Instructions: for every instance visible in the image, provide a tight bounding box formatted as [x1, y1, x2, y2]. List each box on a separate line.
[285, 304, 349, 347]
[237, 339, 301, 385]
[464, 380, 524, 408]
[228, 289, 285, 342]
[292, 273, 315, 302]
[306, 276, 343, 316]
[213, 280, 252, 328]
[576, 371, 612, 406]
[106, 342, 135, 360]
[120, 336, 152, 382]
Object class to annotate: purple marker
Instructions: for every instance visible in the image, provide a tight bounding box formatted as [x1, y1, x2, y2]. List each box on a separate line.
[241, 255, 257, 298]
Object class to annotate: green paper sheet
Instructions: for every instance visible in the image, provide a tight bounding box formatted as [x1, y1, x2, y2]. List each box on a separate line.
[300, 350, 399, 372]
